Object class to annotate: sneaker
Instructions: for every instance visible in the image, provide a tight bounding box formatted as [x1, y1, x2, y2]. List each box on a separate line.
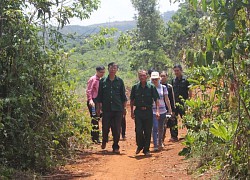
[144, 151, 151, 156]
[135, 147, 143, 154]
[101, 141, 106, 149]
[169, 137, 178, 142]
[113, 149, 120, 154]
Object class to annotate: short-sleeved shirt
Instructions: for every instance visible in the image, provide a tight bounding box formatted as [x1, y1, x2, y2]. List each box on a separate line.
[172, 76, 190, 104]
[97, 75, 127, 112]
[130, 82, 160, 108]
[152, 84, 168, 114]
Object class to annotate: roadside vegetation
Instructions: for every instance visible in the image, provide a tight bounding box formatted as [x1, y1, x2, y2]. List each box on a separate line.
[0, 0, 249, 179]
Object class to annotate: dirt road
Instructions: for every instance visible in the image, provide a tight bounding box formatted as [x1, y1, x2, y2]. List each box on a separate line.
[47, 107, 192, 180]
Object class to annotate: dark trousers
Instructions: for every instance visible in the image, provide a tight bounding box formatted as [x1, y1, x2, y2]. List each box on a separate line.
[121, 116, 126, 137]
[102, 111, 123, 150]
[87, 100, 99, 142]
[134, 109, 153, 153]
[169, 104, 185, 139]
[164, 116, 178, 140]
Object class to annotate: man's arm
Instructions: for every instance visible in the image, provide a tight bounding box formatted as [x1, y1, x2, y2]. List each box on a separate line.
[96, 80, 103, 116]
[96, 102, 102, 117]
[123, 100, 127, 116]
[167, 84, 175, 110]
[164, 95, 172, 114]
[86, 78, 95, 106]
[121, 79, 127, 111]
[130, 99, 135, 119]
[130, 85, 135, 119]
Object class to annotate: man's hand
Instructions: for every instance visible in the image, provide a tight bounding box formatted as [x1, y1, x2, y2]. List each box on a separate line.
[131, 112, 135, 119]
[96, 103, 100, 117]
[89, 99, 95, 107]
[96, 108, 101, 117]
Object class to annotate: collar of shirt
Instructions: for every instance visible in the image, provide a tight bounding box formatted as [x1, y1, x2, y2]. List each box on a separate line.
[105, 75, 118, 82]
[175, 76, 185, 80]
[138, 81, 151, 88]
[94, 74, 100, 80]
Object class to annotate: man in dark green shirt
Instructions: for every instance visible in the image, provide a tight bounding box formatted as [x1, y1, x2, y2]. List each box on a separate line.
[97, 62, 127, 154]
[130, 70, 160, 156]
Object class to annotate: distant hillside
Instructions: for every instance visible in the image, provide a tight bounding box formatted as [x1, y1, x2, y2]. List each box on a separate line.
[162, 10, 176, 22]
[61, 10, 176, 36]
[60, 20, 136, 36]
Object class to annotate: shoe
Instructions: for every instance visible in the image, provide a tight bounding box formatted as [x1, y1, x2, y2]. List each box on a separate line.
[135, 148, 143, 154]
[158, 144, 164, 150]
[169, 137, 178, 142]
[113, 149, 120, 154]
[101, 141, 106, 149]
[153, 147, 159, 151]
[144, 151, 151, 156]
[122, 135, 126, 140]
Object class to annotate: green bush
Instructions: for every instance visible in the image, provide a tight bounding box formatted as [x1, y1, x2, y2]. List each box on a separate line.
[0, 0, 93, 172]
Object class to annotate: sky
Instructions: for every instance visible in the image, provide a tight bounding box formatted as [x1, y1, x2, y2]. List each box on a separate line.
[71, 0, 180, 26]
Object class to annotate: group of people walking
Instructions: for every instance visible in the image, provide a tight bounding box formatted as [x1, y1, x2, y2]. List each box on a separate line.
[86, 62, 191, 155]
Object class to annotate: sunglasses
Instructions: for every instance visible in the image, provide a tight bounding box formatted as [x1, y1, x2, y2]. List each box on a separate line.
[151, 79, 158, 81]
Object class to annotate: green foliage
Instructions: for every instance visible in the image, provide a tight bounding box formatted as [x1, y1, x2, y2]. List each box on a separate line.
[130, 0, 171, 71]
[164, 1, 204, 64]
[210, 121, 237, 142]
[0, 0, 98, 173]
[68, 27, 137, 88]
[178, 1, 250, 176]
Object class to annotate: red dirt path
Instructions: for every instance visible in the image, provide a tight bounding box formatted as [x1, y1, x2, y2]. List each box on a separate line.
[46, 105, 193, 180]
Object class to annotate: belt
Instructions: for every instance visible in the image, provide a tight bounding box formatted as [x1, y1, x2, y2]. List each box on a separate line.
[136, 106, 151, 110]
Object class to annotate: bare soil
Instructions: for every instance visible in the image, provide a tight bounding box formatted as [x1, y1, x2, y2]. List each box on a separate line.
[45, 105, 193, 180]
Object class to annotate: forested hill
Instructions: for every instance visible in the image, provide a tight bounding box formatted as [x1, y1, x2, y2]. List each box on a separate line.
[61, 10, 175, 35]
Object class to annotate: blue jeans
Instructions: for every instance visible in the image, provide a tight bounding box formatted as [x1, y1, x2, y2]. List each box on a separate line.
[152, 113, 166, 148]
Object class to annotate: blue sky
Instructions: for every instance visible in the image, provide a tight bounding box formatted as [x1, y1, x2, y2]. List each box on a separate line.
[70, 0, 180, 26]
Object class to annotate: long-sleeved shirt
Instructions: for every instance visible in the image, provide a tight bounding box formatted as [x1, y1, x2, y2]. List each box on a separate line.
[86, 74, 100, 101]
[172, 76, 190, 104]
[97, 75, 127, 112]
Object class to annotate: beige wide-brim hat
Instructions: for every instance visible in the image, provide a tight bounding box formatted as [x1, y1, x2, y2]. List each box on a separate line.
[150, 71, 160, 79]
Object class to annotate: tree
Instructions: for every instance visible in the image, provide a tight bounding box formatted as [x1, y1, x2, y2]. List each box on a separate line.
[130, 0, 171, 70]
[177, 0, 250, 179]
[0, 0, 99, 172]
[163, 1, 204, 65]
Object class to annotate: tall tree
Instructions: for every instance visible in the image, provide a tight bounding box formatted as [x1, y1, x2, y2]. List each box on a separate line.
[163, 1, 204, 65]
[130, 0, 170, 70]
